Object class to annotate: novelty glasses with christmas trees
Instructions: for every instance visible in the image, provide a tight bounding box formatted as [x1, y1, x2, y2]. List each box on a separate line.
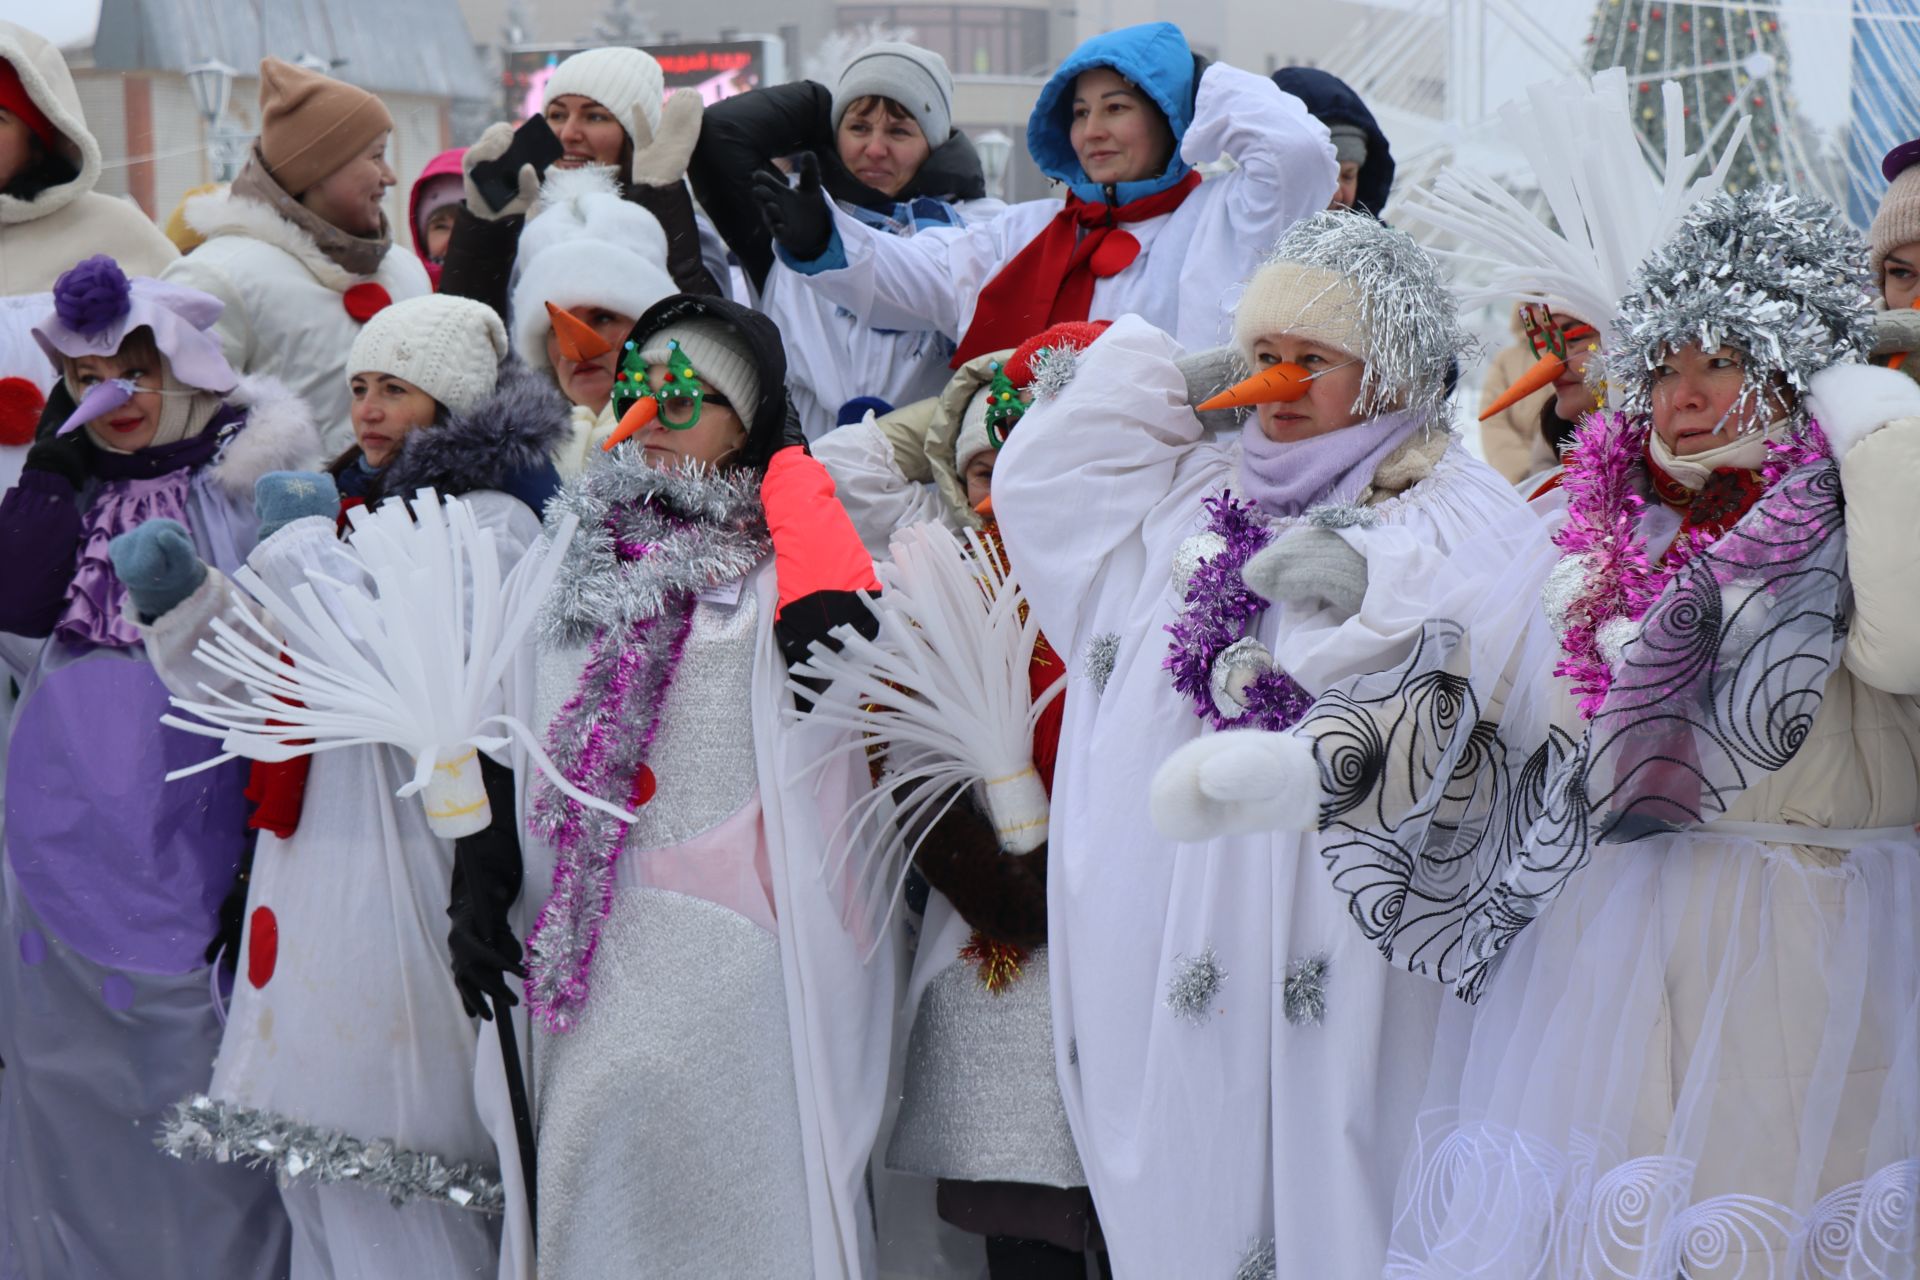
[542, 305, 731, 453]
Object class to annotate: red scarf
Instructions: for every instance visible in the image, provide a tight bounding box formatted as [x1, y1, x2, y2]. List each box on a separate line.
[952, 172, 1202, 367]
[1644, 439, 1768, 557]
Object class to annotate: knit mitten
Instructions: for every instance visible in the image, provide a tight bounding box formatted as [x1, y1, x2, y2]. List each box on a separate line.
[1150, 729, 1321, 842]
[462, 122, 542, 221]
[1177, 345, 1250, 434]
[255, 470, 340, 541]
[629, 90, 703, 188]
[109, 518, 208, 622]
[1242, 527, 1370, 617]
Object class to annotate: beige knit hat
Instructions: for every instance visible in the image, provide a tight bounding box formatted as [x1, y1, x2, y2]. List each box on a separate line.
[258, 57, 394, 196]
[1870, 165, 1920, 281]
[640, 319, 761, 431]
[348, 295, 508, 419]
[1232, 261, 1371, 366]
[544, 46, 665, 145]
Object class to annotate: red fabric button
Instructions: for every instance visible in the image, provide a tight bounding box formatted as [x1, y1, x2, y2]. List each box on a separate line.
[628, 764, 657, 809]
[343, 282, 392, 323]
[1088, 230, 1140, 278]
[0, 377, 44, 445]
[247, 906, 279, 989]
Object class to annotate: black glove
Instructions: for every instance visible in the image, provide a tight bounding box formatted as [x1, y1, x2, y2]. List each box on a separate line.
[204, 841, 255, 969]
[447, 753, 527, 1021]
[23, 429, 91, 490]
[751, 153, 834, 263]
[896, 784, 1050, 948]
[780, 402, 810, 454]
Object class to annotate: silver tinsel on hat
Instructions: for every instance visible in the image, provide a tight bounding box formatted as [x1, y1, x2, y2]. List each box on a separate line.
[1307, 501, 1380, 531]
[1233, 1237, 1278, 1280]
[1257, 211, 1474, 425]
[1282, 953, 1330, 1027]
[159, 1094, 505, 1214]
[1166, 945, 1227, 1025]
[538, 455, 770, 647]
[1027, 343, 1083, 404]
[1610, 186, 1875, 429]
[1082, 632, 1120, 695]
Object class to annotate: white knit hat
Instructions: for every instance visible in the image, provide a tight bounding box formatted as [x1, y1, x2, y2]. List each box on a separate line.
[1233, 262, 1371, 366]
[510, 167, 676, 375]
[544, 46, 665, 144]
[833, 42, 953, 149]
[953, 384, 996, 471]
[348, 294, 507, 418]
[639, 318, 761, 431]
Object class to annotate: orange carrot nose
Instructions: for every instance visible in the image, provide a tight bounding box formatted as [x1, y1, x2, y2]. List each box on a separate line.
[973, 494, 994, 518]
[1478, 352, 1567, 422]
[1196, 362, 1312, 413]
[546, 302, 614, 364]
[601, 396, 658, 451]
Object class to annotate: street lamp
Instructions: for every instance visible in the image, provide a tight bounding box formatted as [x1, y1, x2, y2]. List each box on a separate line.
[186, 58, 247, 183]
[976, 129, 1013, 200]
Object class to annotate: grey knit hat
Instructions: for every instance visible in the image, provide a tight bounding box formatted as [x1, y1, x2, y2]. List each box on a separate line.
[832, 42, 953, 149]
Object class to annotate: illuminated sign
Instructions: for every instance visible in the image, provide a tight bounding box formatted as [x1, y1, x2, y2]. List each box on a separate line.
[503, 40, 779, 119]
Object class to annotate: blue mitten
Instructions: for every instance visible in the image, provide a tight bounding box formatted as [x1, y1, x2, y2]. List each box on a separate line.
[254, 470, 340, 540]
[109, 518, 207, 622]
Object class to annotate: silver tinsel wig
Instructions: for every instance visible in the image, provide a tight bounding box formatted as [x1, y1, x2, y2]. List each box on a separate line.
[1609, 186, 1874, 426]
[1247, 211, 1473, 424]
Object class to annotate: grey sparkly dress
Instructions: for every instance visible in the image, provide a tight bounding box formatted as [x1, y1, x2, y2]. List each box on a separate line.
[531, 590, 814, 1279]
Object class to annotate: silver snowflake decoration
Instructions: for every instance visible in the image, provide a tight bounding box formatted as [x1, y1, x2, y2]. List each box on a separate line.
[1166, 945, 1227, 1025]
[1282, 953, 1329, 1027]
[1083, 632, 1119, 694]
[1234, 1237, 1277, 1280]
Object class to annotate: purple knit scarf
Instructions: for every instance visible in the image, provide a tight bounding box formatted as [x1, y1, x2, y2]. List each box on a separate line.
[1236, 408, 1427, 518]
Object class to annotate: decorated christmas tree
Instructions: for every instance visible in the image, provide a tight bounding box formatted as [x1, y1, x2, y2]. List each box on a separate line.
[1585, 1, 1809, 194]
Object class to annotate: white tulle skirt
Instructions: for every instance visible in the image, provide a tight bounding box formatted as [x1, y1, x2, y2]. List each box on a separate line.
[1386, 826, 1920, 1279]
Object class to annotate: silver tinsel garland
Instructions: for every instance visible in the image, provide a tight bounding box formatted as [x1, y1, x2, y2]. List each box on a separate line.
[1307, 501, 1380, 531]
[1255, 211, 1474, 426]
[159, 1094, 505, 1214]
[1166, 945, 1227, 1025]
[537, 455, 769, 647]
[1282, 953, 1330, 1027]
[1233, 1237, 1278, 1280]
[1610, 187, 1874, 427]
[1082, 632, 1119, 695]
[1026, 343, 1083, 404]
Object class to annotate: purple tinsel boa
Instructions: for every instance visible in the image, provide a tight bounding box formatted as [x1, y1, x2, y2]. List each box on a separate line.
[1237, 408, 1426, 518]
[1163, 492, 1314, 731]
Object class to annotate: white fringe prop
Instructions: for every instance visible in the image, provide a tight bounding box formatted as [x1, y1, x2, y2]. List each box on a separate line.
[789, 523, 1063, 956]
[162, 489, 634, 837]
[1400, 67, 1751, 343]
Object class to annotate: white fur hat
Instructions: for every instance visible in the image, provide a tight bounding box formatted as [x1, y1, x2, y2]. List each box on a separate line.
[348, 294, 507, 418]
[543, 45, 665, 143]
[510, 167, 676, 375]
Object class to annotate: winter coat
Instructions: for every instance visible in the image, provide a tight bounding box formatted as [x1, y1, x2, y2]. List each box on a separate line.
[407, 147, 465, 287]
[690, 79, 1008, 440]
[1270, 66, 1395, 215]
[0, 379, 316, 969]
[1478, 341, 1559, 484]
[137, 367, 570, 1262]
[162, 164, 432, 455]
[783, 30, 1336, 359]
[991, 316, 1522, 1278]
[0, 22, 178, 391]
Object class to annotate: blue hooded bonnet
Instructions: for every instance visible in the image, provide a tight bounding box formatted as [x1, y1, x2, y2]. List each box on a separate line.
[1026, 22, 1196, 206]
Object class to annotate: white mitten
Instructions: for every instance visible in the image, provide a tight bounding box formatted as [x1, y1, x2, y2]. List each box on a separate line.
[460, 122, 541, 220]
[630, 91, 704, 188]
[1150, 729, 1322, 842]
[1805, 362, 1920, 461]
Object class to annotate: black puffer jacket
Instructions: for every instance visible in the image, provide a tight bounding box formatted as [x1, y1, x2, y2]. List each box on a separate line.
[688, 79, 989, 291]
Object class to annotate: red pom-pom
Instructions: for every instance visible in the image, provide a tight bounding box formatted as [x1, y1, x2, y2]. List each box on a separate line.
[343, 282, 393, 323]
[247, 906, 279, 989]
[0, 377, 45, 446]
[628, 764, 657, 809]
[1005, 320, 1114, 386]
[1088, 229, 1140, 279]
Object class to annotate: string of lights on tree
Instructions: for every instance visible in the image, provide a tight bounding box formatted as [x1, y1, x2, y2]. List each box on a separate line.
[1586, 1, 1804, 193]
